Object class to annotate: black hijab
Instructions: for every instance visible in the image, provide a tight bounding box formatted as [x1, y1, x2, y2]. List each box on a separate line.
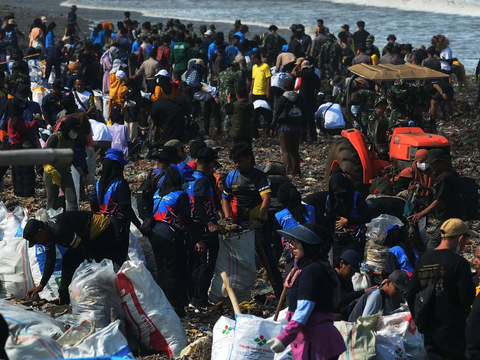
[159, 165, 183, 197]
[278, 182, 307, 224]
[5, 98, 26, 128]
[383, 226, 417, 268]
[98, 158, 125, 203]
[158, 76, 173, 95]
[59, 117, 80, 139]
[326, 168, 355, 218]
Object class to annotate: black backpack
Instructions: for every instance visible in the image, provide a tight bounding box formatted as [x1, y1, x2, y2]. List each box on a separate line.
[413, 266, 441, 333]
[136, 170, 165, 221]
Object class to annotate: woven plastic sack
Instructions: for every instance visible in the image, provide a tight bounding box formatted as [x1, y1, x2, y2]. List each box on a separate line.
[376, 334, 408, 360]
[0, 237, 35, 299]
[376, 312, 426, 360]
[68, 259, 124, 329]
[334, 314, 379, 360]
[0, 299, 64, 339]
[117, 260, 187, 358]
[61, 320, 134, 358]
[209, 230, 256, 303]
[57, 320, 95, 347]
[0, 202, 25, 240]
[211, 316, 235, 360]
[5, 328, 63, 359]
[229, 314, 283, 360]
[365, 214, 403, 244]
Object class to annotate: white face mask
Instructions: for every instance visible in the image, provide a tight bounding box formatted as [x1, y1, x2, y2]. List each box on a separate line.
[417, 162, 429, 171]
[330, 81, 333, 86]
[68, 130, 78, 140]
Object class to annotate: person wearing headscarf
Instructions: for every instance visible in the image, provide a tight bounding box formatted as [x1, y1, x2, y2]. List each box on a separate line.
[395, 149, 435, 196]
[268, 223, 346, 359]
[90, 148, 144, 243]
[326, 167, 371, 261]
[29, 18, 44, 49]
[108, 69, 128, 116]
[151, 163, 195, 318]
[381, 225, 419, 278]
[151, 70, 178, 101]
[273, 182, 316, 274]
[45, 22, 56, 47]
[44, 116, 82, 211]
[6, 98, 38, 197]
[100, 45, 120, 93]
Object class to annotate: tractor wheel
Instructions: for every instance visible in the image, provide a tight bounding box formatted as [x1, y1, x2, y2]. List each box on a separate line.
[326, 137, 365, 193]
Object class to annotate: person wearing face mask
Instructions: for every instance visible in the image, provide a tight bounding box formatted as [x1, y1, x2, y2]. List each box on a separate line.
[266, 223, 346, 359]
[395, 149, 435, 197]
[409, 149, 466, 250]
[44, 117, 82, 211]
[407, 219, 476, 360]
[326, 168, 371, 262]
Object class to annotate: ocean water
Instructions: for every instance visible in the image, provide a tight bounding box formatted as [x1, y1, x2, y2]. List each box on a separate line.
[63, 0, 480, 70]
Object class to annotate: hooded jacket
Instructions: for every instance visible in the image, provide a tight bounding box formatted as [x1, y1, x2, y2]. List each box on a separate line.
[272, 90, 306, 128]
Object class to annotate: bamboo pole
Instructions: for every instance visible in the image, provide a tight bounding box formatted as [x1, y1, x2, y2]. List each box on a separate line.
[0, 149, 74, 167]
[221, 271, 242, 315]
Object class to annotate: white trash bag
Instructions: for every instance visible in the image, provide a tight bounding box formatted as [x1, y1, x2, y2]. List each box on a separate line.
[0, 299, 64, 338]
[117, 260, 187, 358]
[365, 214, 403, 244]
[68, 259, 125, 329]
[5, 328, 63, 360]
[0, 202, 25, 240]
[377, 312, 426, 360]
[229, 314, 284, 360]
[0, 237, 35, 299]
[352, 272, 372, 291]
[209, 230, 256, 303]
[376, 334, 408, 360]
[61, 320, 134, 358]
[211, 316, 235, 360]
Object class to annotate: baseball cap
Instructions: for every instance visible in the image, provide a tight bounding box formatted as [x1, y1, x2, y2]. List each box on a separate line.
[339, 250, 360, 272]
[115, 70, 126, 79]
[155, 69, 169, 77]
[103, 148, 128, 166]
[341, 24, 349, 31]
[387, 34, 397, 41]
[16, 84, 30, 100]
[197, 147, 218, 163]
[440, 218, 478, 238]
[205, 30, 213, 36]
[277, 223, 324, 245]
[426, 148, 447, 164]
[388, 270, 409, 293]
[164, 139, 184, 149]
[23, 219, 45, 247]
[151, 146, 181, 162]
[301, 60, 313, 69]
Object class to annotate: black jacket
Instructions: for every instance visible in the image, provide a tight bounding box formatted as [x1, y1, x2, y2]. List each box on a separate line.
[272, 91, 306, 128]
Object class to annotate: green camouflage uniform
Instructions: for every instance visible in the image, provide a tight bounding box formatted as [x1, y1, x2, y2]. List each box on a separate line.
[318, 34, 342, 78]
[218, 68, 240, 130]
[387, 79, 425, 127]
[351, 89, 376, 133]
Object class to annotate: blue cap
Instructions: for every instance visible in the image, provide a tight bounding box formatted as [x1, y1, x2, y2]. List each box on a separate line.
[408, 120, 415, 127]
[277, 224, 323, 245]
[339, 249, 360, 272]
[172, 162, 195, 181]
[104, 148, 128, 166]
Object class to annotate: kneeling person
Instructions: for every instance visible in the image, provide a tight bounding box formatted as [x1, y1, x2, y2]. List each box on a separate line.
[24, 211, 126, 304]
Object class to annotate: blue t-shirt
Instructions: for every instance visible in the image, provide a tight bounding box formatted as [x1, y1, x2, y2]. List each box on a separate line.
[186, 171, 217, 237]
[153, 189, 191, 240]
[234, 32, 245, 43]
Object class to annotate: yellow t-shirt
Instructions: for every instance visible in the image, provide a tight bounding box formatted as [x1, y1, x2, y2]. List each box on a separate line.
[252, 63, 271, 96]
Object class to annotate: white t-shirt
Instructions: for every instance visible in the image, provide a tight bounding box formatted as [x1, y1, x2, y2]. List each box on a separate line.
[89, 119, 112, 142]
[253, 100, 271, 110]
[439, 47, 452, 71]
[271, 72, 292, 89]
[73, 90, 92, 113]
[316, 102, 345, 129]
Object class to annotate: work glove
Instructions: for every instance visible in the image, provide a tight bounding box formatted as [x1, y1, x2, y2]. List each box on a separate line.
[266, 338, 285, 353]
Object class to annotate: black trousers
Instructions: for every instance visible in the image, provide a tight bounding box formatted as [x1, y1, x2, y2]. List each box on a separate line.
[251, 94, 268, 138]
[0, 314, 8, 360]
[11, 143, 35, 197]
[150, 232, 188, 315]
[193, 235, 219, 303]
[255, 225, 284, 298]
[45, 60, 61, 84]
[58, 223, 128, 302]
[203, 99, 221, 135]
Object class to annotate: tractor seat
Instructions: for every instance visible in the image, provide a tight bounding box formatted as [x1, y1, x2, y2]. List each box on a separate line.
[374, 118, 389, 158]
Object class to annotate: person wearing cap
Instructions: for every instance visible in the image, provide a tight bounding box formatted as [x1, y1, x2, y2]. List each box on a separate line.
[228, 20, 241, 43]
[170, 32, 191, 81]
[165, 139, 188, 162]
[23, 209, 128, 304]
[407, 218, 476, 359]
[350, 77, 375, 132]
[422, 46, 441, 71]
[318, 33, 342, 80]
[90, 148, 144, 240]
[352, 45, 372, 65]
[223, 143, 283, 297]
[348, 269, 409, 321]
[334, 249, 377, 320]
[409, 149, 465, 249]
[233, 24, 248, 44]
[390, 45, 405, 65]
[382, 34, 397, 56]
[151, 69, 179, 101]
[267, 223, 346, 359]
[315, 94, 345, 137]
[379, 42, 394, 65]
[186, 147, 225, 308]
[151, 163, 196, 317]
[186, 139, 206, 171]
[271, 76, 305, 176]
[44, 116, 82, 211]
[6, 98, 39, 197]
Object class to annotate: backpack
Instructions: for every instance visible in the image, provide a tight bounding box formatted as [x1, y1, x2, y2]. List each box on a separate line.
[156, 45, 170, 67]
[136, 170, 165, 221]
[413, 266, 441, 333]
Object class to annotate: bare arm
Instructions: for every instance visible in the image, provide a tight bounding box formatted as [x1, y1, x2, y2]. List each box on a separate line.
[222, 198, 233, 219]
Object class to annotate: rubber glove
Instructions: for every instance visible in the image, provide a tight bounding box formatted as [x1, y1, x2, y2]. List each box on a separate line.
[266, 338, 285, 353]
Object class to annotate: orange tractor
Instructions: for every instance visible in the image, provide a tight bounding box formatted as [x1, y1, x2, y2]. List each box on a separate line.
[326, 64, 451, 192]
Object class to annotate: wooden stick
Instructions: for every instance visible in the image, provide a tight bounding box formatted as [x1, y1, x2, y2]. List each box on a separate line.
[0, 53, 42, 65]
[221, 271, 242, 316]
[273, 268, 296, 321]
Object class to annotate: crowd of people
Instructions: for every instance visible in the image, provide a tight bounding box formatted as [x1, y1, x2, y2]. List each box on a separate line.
[0, 7, 479, 360]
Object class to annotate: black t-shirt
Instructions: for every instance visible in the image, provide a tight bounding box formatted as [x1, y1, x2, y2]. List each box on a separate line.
[433, 170, 465, 222]
[150, 98, 182, 126]
[407, 249, 475, 340]
[287, 39, 303, 58]
[297, 68, 320, 102]
[466, 294, 480, 359]
[289, 261, 335, 313]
